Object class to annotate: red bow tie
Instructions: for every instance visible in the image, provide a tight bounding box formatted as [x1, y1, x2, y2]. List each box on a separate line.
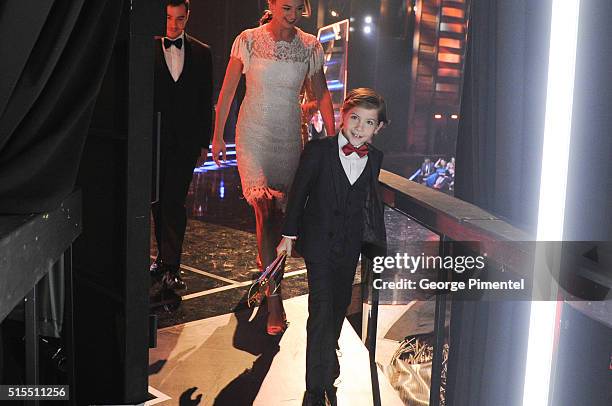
[342, 143, 369, 157]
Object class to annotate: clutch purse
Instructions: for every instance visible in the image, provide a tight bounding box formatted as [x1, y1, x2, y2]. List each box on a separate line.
[247, 251, 287, 307]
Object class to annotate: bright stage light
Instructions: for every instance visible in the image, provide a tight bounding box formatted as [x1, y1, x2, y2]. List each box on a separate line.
[535, 1, 580, 242]
[363, 25, 372, 34]
[364, 16, 373, 24]
[450, 114, 458, 119]
[434, 113, 442, 119]
[330, 10, 338, 17]
[523, 1, 581, 406]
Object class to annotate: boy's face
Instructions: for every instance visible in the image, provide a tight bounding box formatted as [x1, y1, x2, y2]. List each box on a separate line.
[341, 106, 384, 146]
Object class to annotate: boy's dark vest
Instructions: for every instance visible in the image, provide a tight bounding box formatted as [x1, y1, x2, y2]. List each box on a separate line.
[330, 157, 372, 258]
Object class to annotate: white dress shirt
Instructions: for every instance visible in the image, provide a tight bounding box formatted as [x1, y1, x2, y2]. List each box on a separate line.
[338, 131, 368, 185]
[162, 32, 185, 82]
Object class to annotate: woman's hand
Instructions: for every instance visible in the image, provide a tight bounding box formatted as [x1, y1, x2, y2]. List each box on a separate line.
[276, 237, 295, 257]
[211, 136, 226, 166]
[310, 69, 336, 136]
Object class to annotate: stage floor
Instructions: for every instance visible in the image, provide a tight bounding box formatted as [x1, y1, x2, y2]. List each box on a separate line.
[148, 162, 440, 405]
[148, 295, 406, 405]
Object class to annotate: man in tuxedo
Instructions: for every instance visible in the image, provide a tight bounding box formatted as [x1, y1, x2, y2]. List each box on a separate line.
[151, 0, 213, 290]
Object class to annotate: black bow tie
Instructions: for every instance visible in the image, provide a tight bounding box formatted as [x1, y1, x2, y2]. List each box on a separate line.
[163, 37, 183, 49]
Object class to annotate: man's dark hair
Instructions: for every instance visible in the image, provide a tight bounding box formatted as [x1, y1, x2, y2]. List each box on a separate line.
[166, 0, 190, 11]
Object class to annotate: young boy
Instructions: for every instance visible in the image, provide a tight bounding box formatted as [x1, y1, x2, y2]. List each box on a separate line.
[277, 88, 388, 405]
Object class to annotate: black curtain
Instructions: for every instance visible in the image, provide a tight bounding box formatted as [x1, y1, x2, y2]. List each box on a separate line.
[455, 0, 552, 231]
[448, 1, 553, 405]
[562, 0, 612, 241]
[0, 0, 123, 214]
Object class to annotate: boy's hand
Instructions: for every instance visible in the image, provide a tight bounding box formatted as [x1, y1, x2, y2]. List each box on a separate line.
[276, 237, 295, 257]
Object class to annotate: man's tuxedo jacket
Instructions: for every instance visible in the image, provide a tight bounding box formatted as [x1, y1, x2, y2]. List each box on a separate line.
[154, 34, 213, 151]
[282, 135, 387, 262]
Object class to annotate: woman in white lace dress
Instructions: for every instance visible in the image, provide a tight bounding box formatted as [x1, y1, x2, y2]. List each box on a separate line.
[212, 0, 335, 335]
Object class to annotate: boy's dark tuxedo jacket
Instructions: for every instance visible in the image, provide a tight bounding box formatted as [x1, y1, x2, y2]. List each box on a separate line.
[282, 135, 387, 262]
[154, 34, 213, 151]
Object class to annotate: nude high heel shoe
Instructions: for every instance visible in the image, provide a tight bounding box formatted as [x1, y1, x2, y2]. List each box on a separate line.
[266, 294, 289, 336]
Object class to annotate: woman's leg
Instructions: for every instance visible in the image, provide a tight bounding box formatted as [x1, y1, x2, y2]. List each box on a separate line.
[252, 198, 286, 333]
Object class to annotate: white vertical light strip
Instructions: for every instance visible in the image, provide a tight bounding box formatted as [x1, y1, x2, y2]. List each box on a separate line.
[535, 0, 581, 242]
[523, 1, 581, 406]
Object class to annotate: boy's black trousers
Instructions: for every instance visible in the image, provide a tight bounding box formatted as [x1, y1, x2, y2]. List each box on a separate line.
[305, 244, 361, 393]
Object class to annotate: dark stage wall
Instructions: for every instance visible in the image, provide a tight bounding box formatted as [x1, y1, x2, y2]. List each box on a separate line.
[72, 1, 161, 403]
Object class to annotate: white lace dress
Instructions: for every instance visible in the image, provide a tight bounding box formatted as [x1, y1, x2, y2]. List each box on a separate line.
[230, 25, 324, 208]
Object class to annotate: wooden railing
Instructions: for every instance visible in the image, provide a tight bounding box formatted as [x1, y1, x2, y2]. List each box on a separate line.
[363, 170, 532, 406]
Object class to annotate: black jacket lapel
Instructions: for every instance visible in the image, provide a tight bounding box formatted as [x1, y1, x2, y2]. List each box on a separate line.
[154, 39, 166, 78]
[181, 34, 192, 81]
[362, 146, 387, 258]
[328, 134, 344, 209]
[156, 38, 178, 83]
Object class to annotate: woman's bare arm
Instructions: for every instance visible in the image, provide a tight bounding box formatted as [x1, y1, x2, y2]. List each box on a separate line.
[212, 57, 243, 165]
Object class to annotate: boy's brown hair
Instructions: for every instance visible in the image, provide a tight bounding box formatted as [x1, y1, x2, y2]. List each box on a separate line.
[341, 88, 388, 125]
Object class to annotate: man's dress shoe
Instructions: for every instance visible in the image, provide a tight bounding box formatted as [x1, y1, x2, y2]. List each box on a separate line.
[325, 387, 337, 406]
[303, 391, 327, 406]
[150, 258, 164, 278]
[161, 267, 187, 290]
